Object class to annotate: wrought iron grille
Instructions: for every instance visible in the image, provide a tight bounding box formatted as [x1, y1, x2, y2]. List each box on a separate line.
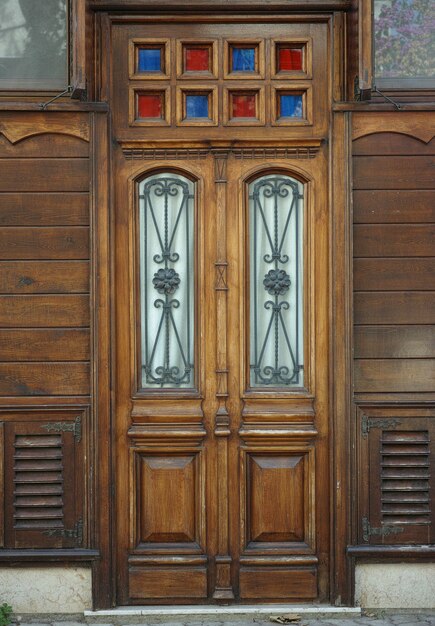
[249, 175, 304, 387]
[139, 173, 194, 388]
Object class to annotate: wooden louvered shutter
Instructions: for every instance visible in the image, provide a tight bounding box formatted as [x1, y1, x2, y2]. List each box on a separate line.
[2, 414, 85, 549]
[358, 409, 435, 545]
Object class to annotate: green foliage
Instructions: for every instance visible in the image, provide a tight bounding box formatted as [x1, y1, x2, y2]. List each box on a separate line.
[0, 603, 13, 626]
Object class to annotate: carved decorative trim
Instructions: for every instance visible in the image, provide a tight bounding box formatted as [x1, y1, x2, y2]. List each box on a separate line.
[0, 120, 90, 144]
[215, 262, 228, 291]
[352, 113, 435, 143]
[122, 146, 321, 160]
[41, 416, 82, 442]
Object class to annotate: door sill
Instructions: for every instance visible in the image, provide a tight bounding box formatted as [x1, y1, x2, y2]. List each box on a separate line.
[85, 605, 361, 618]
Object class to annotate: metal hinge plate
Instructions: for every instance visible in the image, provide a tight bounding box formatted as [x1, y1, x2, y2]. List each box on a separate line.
[362, 516, 404, 543]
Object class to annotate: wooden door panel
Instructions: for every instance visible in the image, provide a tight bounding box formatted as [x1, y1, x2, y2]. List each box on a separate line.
[111, 16, 330, 604]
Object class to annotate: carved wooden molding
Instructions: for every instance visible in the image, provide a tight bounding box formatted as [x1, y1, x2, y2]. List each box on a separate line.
[122, 145, 321, 160]
[0, 119, 90, 144]
[352, 113, 435, 143]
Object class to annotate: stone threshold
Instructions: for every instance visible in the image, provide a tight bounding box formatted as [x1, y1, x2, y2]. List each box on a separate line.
[85, 605, 361, 619]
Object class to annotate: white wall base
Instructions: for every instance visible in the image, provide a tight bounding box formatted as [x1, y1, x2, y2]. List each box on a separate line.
[355, 563, 435, 609]
[0, 567, 92, 613]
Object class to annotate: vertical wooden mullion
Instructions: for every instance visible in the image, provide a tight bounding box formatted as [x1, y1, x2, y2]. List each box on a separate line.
[212, 150, 234, 600]
[91, 111, 113, 608]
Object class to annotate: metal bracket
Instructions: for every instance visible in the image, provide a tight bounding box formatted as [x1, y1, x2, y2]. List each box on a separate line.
[41, 416, 82, 442]
[361, 416, 401, 438]
[362, 517, 404, 543]
[43, 518, 83, 545]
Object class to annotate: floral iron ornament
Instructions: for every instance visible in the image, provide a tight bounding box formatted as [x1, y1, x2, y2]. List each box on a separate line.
[153, 268, 181, 294]
[263, 268, 291, 296]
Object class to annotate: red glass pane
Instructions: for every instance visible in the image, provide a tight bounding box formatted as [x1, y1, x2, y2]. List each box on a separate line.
[278, 47, 303, 71]
[185, 48, 210, 72]
[232, 94, 256, 118]
[138, 94, 163, 119]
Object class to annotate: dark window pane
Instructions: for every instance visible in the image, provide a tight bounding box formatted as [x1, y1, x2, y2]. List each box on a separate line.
[232, 47, 255, 72]
[185, 94, 209, 118]
[0, 0, 68, 89]
[374, 0, 435, 82]
[138, 48, 162, 72]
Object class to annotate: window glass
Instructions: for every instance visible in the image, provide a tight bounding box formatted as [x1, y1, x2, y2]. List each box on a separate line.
[139, 173, 195, 389]
[249, 174, 304, 388]
[374, 0, 435, 87]
[0, 0, 68, 90]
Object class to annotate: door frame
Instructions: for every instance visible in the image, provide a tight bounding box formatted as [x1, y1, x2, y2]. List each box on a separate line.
[91, 9, 353, 608]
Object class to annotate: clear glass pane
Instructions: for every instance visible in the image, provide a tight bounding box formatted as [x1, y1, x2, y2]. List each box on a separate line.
[249, 175, 304, 388]
[374, 0, 435, 81]
[139, 173, 195, 389]
[0, 0, 68, 88]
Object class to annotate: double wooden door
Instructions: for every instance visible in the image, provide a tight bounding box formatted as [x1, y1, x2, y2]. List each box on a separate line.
[111, 18, 330, 604]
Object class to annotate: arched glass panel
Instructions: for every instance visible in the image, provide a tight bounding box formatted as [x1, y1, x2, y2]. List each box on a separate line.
[139, 172, 195, 389]
[249, 174, 304, 388]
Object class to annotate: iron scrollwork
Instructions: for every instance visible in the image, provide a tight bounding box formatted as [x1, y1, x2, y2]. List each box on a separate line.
[140, 175, 194, 388]
[250, 176, 304, 387]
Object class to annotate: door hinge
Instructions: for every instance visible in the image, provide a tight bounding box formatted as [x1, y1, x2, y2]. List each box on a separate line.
[41, 415, 82, 442]
[361, 415, 401, 437]
[43, 518, 83, 545]
[362, 516, 404, 543]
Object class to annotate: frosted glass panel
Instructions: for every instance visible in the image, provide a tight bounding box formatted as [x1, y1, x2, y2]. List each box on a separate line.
[0, 0, 68, 88]
[249, 175, 304, 388]
[139, 173, 195, 389]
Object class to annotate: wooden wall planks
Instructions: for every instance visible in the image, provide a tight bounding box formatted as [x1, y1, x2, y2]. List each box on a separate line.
[352, 121, 435, 396]
[0, 123, 91, 396]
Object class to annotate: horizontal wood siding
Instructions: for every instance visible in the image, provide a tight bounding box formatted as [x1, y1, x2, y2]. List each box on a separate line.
[0, 120, 91, 396]
[353, 130, 435, 393]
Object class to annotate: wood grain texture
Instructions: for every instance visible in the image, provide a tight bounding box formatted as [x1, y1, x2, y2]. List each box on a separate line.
[354, 326, 435, 359]
[0, 228, 89, 260]
[0, 194, 89, 226]
[353, 190, 435, 224]
[354, 225, 435, 258]
[0, 160, 90, 192]
[352, 113, 435, 143]
[354, 359, 435, 392]
[0, 134, 89, 158]
[129, 567, 207, 598]
[0, 261, 89, 294]
[0, 363, 90, 396]
[0, 295, 90, 327]
[0, 329, 90, 361]
[353, 156, 435, 190]
[354, 259, 435, 291]
[353, 133, 435, 156]
[0, 114, 90, 144]
[239, 567, 317, 599]
[354, 292, 435, 325]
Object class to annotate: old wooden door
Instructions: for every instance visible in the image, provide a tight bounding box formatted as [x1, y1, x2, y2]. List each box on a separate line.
[110, 16, 330, 604]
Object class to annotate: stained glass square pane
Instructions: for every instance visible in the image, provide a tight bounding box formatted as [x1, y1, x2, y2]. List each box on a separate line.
[232, 47, 256, 72]
[186, 94, 209, 118]
[278, 47, 303, 72]
[138, 48, 162, 72]
[138, 94, 163, 119]
[185, 48, 210, 72]
[232, 94, 256, 118]
[280, 94, 303, 118]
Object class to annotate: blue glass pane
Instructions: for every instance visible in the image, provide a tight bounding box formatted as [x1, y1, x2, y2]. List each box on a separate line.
[186, 95, 209, 118]
[232, 47, 255, 72]
[280, 94, 303, 118]
[138, 48, 162, 72]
